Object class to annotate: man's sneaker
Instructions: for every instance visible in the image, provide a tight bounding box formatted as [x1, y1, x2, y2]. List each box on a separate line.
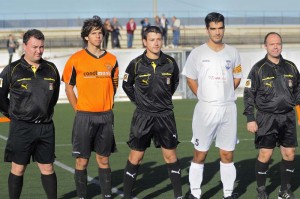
[186, 193, 199, 199]
[278, 185, 296, 199]
[257, 186, 268, 199]
[223, 193, 238, 199]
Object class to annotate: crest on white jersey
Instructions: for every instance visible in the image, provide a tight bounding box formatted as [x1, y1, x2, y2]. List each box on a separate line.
[225, 60, 231, 70]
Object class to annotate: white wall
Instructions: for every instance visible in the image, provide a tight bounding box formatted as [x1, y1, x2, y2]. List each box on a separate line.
[1, 46, 300, 101]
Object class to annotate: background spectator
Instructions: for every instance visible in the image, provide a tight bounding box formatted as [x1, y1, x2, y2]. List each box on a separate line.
[140, 17, 151, 47]
[126, 18, 136, 48]
[161, 14, 169, 47]
[103, 18, 112, 49]
[111, 17, 122, 48]
[171, 16, 180, 48]
[6, 34, 18, 64]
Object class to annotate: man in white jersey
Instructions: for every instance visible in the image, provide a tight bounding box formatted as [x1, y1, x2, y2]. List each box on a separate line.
[182, 12, 242, 199]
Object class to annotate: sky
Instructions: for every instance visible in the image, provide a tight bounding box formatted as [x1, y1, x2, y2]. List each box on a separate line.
[1, 0, 300, 20]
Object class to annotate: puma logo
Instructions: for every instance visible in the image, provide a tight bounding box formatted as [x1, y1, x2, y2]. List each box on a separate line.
[171, 169, 181, 175]
[258, 171, 267, 175]
[142, 79, 149, 85]
[265, 82, 272, 87]
[21, 84, 28, 90]
[126, 171, 136, 179]
[286, 169, 295, 173]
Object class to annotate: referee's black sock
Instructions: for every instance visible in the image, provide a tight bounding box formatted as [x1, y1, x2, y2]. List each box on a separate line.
[8, 172, 23, 199]
[75, 169, 87, 198]
[280, 159, 295, 191]
[167, 160, 183, 199]
[123, 160, 139, 199]
[255, 159, 269, 188]
[98, 168, 112, 199]
[41, 172, 57, 199]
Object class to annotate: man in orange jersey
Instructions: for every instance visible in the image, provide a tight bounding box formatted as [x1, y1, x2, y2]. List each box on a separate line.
[62, 15, 119, 199]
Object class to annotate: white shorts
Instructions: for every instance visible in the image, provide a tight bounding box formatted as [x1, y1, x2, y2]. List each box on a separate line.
[191, 101, 238, 151]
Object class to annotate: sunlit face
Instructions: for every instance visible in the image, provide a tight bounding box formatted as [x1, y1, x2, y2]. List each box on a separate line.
[23, 37, 44, 64]
[264, 34, 282, 59]
[207, 21, 225, 44]
[143, 32, 162, 56]
[85, 28, 103, 47]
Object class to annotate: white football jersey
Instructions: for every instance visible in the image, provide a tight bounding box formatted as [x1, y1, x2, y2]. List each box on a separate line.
[182, 43, 242, 105]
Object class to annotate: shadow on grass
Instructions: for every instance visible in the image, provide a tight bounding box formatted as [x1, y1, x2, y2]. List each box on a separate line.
[59, 155, 300, 198]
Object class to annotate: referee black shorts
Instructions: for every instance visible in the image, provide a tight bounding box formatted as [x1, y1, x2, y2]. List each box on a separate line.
[4, 120, 55, 165]
[72, 110, 117, 158]
[127, 109, 180, 151]
[255, 110, 298, 149]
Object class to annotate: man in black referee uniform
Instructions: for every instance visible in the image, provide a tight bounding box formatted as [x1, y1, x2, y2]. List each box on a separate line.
[244, 32, 300, 199]
[0, 29, 60, 199]
[122, 26, 182, 199]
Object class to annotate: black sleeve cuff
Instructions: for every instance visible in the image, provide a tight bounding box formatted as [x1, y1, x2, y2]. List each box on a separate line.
[246, 114, 255, 122]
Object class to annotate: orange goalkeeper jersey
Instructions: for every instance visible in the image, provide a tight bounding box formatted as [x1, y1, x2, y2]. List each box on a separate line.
[62, 49, 119, 112]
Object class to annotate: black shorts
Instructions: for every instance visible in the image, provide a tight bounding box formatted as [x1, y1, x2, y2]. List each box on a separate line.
[72, 110, 117, 158]
[127, 109, 180, 151]
[4, 120, 55, 165]
[255, 110, 298, 149]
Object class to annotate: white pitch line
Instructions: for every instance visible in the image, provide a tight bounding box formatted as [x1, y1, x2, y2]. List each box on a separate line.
[0, 133, 132, 199]
[0, 134, 8, 141]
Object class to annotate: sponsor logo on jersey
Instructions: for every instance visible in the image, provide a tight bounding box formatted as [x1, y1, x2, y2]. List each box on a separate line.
[123, 72, 129, 82]
[83, 70, 111, 78]
[0, 78, 3, 88]
[245, 79, 251, 88]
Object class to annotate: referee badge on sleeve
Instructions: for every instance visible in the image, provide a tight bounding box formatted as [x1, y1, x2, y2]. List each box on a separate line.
[288, 79, 293, 87]
[166, 77, 171, 85]
[245, 79, 251, 88]
[0, 78, 3, 88]
[49, 83, 54, 90]
[123, 72, 129, 82]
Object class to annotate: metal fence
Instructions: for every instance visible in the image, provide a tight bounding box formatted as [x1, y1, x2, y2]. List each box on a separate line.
[1, 16, 300, 29]
[1, 25, 300, 50]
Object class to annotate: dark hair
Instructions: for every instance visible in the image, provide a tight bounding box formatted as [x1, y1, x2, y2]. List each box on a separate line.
[81, 15, 104, 43]
[142, 26, 162, 40]
[264, 32, 282, 44]
[205, 12, 225, 29]
[23, 29, 45, 44]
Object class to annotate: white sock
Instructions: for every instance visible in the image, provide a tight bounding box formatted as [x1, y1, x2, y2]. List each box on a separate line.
[220, 161, 236, 197]
[189, 162, 204, 198]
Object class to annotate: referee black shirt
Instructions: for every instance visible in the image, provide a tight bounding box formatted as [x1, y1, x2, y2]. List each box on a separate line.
[244, 55, 300, 122]
[122, 51, 179, 113]
[0, 56, 60, 123]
